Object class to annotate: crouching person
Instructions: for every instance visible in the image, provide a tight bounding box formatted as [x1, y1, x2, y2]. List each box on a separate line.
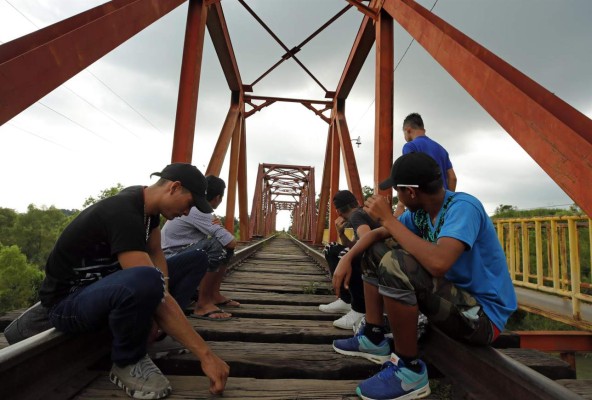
[38, 163, 229, 399]
[333, 153, 516, 400]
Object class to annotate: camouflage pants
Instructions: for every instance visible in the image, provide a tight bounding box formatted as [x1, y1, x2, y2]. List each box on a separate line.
[361, 239, 494, 345]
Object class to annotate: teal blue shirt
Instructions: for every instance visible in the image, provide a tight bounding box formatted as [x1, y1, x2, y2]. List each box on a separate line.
[399, 190, 517, 330]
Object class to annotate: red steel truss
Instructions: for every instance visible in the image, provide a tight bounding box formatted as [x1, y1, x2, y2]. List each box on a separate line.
[2, 0, 591, 243]
[249, 164, 316, 241]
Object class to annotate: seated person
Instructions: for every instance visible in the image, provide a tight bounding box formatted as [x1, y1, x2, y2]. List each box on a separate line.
[320, 190, 380, 330]
[333, 153, 516, 400]
[162, 175, 238, 320]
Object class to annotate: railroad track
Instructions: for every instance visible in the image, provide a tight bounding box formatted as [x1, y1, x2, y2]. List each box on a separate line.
[0, 235, 586, 399]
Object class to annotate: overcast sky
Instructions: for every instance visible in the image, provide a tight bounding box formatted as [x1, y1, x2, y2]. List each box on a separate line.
[1, 0, 591, 230]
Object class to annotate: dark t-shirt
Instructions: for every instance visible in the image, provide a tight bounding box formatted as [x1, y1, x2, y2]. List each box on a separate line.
[39, 186, 160, 307]
[348, 208, 380, 241]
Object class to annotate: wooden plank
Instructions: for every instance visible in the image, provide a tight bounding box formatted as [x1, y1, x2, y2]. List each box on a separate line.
[224, 272, 330, 284]
[222, 282, 333, 294]
[498, 349, 575, 380]
[155, 341, 381, 380]
[556, 380, 592, 400]
[75, 376, 361, 399]
[219, 291, 339, 306]
[190, 317, 352, 344]
[219, 303, 342, 320]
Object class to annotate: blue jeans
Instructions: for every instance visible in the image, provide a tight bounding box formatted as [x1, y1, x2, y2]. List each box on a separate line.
[48, 249, 208, 366]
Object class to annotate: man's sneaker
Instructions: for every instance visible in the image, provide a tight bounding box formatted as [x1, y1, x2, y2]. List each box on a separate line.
[110, 354, 172, 399]
[333, 310, 365, 330]
[333, 332, 391, 364]
[148, 335, 189, 359]
[319, 298, 351, 314]
[356, 354, 430, 400]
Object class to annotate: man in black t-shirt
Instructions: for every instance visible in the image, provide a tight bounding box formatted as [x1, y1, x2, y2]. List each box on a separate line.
[320, 190, 380, 330]
[38, 163, 229, 399]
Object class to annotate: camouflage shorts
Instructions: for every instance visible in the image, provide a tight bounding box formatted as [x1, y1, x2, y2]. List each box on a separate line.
[361, 239, 494, 345]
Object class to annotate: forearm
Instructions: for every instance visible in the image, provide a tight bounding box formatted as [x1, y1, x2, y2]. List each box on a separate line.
[381, 216, 449, 276]
[345, 227, 389, 260]
[338, 230, 353, 247]
[155, 294, 213, 360]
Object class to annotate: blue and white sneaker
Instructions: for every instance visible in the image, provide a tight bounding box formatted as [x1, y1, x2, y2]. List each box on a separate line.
[356, 354, 430, 400]
[332, 332, 391, 364]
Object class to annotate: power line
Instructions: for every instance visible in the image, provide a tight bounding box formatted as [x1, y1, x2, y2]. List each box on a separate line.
[37, 102, 110, 143]
[4, 0, 164, 137]
[87, 70, 165, 135]
[350, 0, 441, 137]
[6, 122, 72, 151]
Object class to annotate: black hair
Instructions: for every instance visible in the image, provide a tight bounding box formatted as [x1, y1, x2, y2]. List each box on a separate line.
[403, 113, 424, 130]
[419, 177, 444, 194]
[206, 176, 226, 201]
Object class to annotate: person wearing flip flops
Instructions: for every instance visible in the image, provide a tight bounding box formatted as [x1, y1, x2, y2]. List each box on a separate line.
[33, 163, 228, 399]
[162, 175, 239, 321]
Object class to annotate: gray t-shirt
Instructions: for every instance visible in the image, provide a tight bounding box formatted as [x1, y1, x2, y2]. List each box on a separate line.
[161, 207, 235, 256]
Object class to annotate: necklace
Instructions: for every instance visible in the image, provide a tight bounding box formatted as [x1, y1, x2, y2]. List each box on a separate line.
[413, 194, 455, 243]
[144, 213, 151, 242]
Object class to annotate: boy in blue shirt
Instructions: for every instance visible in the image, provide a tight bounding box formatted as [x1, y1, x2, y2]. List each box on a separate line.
[333, 153, 516, 400]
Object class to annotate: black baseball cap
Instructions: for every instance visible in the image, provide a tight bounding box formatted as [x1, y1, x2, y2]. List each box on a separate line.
[379, 153, 442, 190]
[151, 163, 213, 213]
[333, 190, 357, 209]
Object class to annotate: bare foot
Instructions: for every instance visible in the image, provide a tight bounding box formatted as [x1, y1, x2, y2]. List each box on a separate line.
[213, 297, 241, 308]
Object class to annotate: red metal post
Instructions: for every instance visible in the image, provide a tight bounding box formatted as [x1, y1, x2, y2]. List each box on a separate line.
[315, 128, 333, 244]
[237, 114, 250, 241]
[335, 101, 364, 204]
[206, 94, 241, 176]
[224, 114, 242, 233]
[374, 8, 394, 199]
[329, 122, 341, 242]
[172, 0, 208, 163]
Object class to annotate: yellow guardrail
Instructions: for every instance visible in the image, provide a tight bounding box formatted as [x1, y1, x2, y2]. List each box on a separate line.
[494, 216, 592, 321]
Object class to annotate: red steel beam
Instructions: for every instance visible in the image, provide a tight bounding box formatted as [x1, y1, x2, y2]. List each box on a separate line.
[206, 1, 242, 92]
[315, 128, 333, 244]
[517, 331, 592, 352]
[224, 113, 242, 234]
[237, 115, 250, 241]
[335, 102, 364, 203]
[335, 1, 377, 100]
[172, 0, 208, 163]
[206, 95, 241, 176]
[383, 0, 592, 216]
[374, 9, 394, 198]
[244, 95, 332, 106]
[329, 123, 340, 242]
[0, 0, 187, 125]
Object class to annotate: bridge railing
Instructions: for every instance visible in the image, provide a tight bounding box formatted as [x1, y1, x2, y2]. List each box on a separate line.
[494, 216, 592, 322]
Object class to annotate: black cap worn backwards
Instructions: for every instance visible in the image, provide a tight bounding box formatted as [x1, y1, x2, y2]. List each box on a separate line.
[379, 152, 442, 190]
[151, 163, 213, 213]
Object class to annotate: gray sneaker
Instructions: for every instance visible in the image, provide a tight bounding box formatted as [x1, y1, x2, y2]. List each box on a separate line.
[110, 354, 172, 399]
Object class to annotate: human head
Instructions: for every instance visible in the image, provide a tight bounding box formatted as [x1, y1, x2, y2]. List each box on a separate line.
[402, 112, 425, 142]
[151, 163, 213, 213]
[379, 152, 443, 195]
[332, 190, 358, 216]
[205, 175, 226, 210]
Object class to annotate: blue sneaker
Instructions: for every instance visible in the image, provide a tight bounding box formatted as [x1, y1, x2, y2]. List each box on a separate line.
[333, 333, 391, 364]
[356, 354, 430, 400]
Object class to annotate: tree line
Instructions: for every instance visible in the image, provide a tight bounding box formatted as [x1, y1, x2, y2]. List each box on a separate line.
[0, 182, 585, 315]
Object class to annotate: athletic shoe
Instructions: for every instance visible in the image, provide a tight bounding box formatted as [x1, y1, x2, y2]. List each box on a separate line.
[110, 354, 172, 399]
[147, 335, 189, 359]
[356, 354, 430, 400]
[333, 310, 365, 330]
[319, 298, 351, 314]
[333, 332, 391, 364]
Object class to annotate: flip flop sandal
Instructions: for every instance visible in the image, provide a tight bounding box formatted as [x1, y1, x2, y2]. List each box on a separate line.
[189, 309, 233, 321]
[215, 299, 241, 308]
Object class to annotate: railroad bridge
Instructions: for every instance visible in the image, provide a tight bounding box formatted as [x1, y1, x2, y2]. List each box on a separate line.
[1, 1, 592, 399]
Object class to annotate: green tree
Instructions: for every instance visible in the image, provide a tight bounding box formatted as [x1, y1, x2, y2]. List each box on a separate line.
[0, 244, 44, 313]
[83, 183, 124, 208]
[11, 204, 70, 266]
[0, 207, 18, 246]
